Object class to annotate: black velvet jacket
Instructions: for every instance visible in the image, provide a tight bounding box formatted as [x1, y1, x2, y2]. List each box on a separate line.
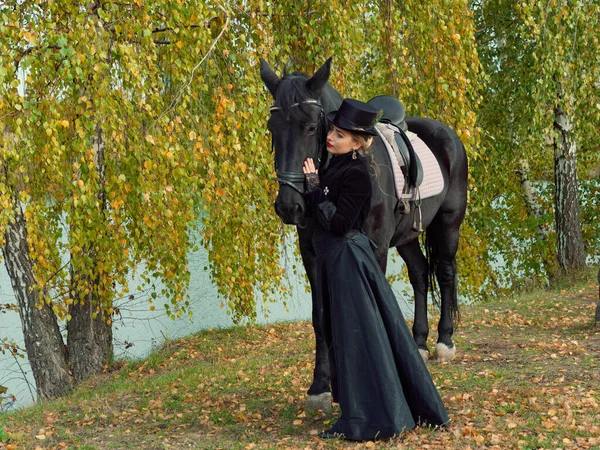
[304, 152, 372, 234]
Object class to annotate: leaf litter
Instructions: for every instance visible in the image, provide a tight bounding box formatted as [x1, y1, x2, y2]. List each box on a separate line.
[0, 280, 599, 449]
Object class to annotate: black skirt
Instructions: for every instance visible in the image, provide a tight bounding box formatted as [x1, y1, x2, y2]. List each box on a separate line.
[313, 228, 449, 441]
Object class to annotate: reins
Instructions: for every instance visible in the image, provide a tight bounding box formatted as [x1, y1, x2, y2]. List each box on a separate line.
[269, 99, 328, 195]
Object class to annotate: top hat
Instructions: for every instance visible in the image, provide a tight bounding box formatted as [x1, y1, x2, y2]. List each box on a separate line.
[327, 98, 379, 136]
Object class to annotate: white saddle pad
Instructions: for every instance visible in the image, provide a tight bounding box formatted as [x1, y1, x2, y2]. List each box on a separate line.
[375, 123, 444, 201]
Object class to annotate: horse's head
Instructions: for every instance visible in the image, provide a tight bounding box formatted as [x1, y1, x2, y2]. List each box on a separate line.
[260, 58, 337, 225]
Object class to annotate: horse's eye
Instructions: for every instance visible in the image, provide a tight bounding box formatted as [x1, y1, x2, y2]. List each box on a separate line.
[306, 124, 318, 135]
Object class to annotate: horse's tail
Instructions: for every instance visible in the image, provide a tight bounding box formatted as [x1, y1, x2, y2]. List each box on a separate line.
[425, 231, 460, 326]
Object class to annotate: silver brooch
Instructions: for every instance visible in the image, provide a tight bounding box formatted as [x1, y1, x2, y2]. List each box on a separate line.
[324, 187, 329, 195]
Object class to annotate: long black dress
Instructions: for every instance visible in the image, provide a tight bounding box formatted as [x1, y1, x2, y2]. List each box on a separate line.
[305, 151, 449, 441]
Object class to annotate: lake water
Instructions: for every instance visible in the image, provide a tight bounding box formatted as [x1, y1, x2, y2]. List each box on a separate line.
[0, 237, 412, 410]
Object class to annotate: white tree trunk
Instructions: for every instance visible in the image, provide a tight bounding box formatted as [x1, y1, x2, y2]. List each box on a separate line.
[515, 159, 549, 241]
[2, 206, 74, 398]
[553, 103, 586, 270]
[595, 268, 600, 328]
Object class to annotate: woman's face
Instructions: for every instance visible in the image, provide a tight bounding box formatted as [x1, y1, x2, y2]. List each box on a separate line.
[326, 125, 359, 156]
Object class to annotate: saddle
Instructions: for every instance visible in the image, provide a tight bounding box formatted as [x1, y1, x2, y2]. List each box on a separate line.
[368, 95, 408, 131]
[367, 96, 423, 188]
[368, 95, 444, 233]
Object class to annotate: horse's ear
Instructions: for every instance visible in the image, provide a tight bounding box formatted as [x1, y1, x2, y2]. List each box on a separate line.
[306, 57, 332, 97]
[259, 58, 280, 98]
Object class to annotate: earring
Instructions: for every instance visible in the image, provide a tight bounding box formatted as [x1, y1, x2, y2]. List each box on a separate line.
[352, 149, 357, 160]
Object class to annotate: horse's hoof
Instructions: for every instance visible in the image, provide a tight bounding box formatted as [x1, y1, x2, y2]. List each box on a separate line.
[306, 392, 332, 412]
[419, 348, 430, 362]
[433, 343, 456, 362]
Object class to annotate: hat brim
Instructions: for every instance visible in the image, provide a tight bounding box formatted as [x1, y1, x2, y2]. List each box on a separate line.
[327, 111, 378, 136]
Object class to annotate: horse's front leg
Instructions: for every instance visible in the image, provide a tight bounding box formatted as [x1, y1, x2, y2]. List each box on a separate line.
[397, 239, 431, 361]
[297, 224, 332, 411]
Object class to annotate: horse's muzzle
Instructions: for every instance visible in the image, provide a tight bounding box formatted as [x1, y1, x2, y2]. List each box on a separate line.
[274, 200, 305, 225]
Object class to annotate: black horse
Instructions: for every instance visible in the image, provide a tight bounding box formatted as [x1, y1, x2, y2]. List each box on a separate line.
[260, 58, 468, 410]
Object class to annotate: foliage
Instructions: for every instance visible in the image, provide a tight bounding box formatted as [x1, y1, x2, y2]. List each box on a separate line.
[0, 276, 598, 448]
[0, 2, 210, 321]
[472, 0, 600, 285]
[196, 0, 486, 317]
[3, 0, 566, 327]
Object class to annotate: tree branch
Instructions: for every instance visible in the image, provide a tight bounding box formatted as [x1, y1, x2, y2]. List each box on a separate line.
[151, 2, 230, 130]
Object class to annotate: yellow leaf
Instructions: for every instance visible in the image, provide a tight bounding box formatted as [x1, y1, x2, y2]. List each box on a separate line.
[144, 160, 152, 170]
[176, 40, 184, 49]
[216, 188, 224, 197]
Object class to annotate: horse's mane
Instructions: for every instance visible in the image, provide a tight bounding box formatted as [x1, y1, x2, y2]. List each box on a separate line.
[274, 72, 317, 123]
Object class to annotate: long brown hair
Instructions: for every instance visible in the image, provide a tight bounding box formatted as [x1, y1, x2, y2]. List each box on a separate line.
[352, 133, 380, 177]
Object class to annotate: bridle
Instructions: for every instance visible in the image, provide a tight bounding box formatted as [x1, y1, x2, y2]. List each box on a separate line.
[269, 99, 328, 195]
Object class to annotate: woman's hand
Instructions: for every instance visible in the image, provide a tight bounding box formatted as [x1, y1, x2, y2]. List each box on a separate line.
[303, 158, 318, 175]
[303, 158, 320, 192]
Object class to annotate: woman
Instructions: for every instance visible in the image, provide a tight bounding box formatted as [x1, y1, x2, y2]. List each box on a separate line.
[302, 98, 449, 441]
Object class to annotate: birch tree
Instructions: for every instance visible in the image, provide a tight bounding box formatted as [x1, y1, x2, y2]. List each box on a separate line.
[473, 0, 600, 282]
[1, 0, 211, 398]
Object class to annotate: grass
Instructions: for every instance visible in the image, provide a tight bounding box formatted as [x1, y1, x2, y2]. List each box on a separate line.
[0, 270, 599, 449]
